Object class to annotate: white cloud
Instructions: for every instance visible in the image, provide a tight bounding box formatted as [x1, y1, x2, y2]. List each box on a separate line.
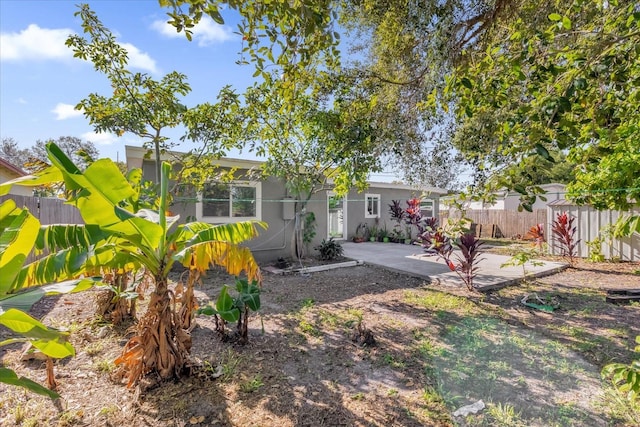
[120, 43, 159, 74]
[17, 98, 28, 105]
[151, 17, 233, 47]
[1, 24, 158, 74]
[1, 24, 73, 62]
[81, 131, 118, 146]
[52, 103, 84, 120]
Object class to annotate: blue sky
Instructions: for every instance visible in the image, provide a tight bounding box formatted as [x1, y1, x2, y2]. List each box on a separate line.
[0, 0, 407, 183]
[0, 0, 258, 163]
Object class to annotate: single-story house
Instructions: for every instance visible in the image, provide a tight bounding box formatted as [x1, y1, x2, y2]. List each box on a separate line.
[126, 145, 447, 262]
[0, 157, 31, 197]
[440, 183, 566, 212]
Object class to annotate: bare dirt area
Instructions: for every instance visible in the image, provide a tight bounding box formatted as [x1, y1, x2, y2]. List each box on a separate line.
[1, 257, 639, 427]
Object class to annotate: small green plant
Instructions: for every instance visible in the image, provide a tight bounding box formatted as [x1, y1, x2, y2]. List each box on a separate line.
[299, 320, 321, 337]
[198, 278, 261, 344]
[240, 375, 264, 393]
[602, 336, 640, 402]
[314, 237, 344, 260]
[301, 298, 315, 309]
[351, 392, 365, 400]
[501, 247, 544, 282]
[94, 359, 115, 374]
[487, 402, 524, 426]
[586, 237, 606, 262]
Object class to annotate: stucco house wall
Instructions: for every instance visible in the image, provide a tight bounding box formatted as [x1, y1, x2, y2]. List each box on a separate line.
[0, 158, 31, 197]
[126, 146, 446, 262]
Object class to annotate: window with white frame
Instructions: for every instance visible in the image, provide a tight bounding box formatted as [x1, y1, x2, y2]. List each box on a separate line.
[197, 181, 261, 222]
[365, 193, 381, 218]
[420, 199, 434, 218]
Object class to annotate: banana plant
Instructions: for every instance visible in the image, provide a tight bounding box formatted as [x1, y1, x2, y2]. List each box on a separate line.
[2, 142, 266, 387]
[0, 200, 105, 398]
[198, 278, 261, 344]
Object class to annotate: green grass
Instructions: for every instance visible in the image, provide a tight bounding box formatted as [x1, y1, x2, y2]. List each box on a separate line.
[404, 289, 477, 312]
[240, 375, 264, 393]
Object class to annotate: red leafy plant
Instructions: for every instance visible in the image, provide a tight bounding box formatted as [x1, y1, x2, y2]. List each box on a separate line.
[452, 233, 485, 291]
[405, 198, 422, 239]
[525, 223, 545, 251]
[552, 212, 580, 265]
[421, 218, 453, 264]
[423, 227, 484, 291]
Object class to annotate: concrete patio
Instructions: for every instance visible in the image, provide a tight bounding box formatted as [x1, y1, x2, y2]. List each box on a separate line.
[342, 241, 567, 291]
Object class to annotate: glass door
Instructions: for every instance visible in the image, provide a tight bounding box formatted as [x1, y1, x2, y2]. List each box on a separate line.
[327, 192, 345, 239]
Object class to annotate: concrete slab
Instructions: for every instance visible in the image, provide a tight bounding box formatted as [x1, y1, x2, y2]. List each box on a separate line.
[342, 241, 567, 291]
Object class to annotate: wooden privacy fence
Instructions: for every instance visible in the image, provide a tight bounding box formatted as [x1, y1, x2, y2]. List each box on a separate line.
[440, 209, 547, 239]
[1, 194, 84, 225]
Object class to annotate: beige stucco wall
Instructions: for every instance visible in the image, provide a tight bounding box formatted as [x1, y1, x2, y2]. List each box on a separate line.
[0, 168, 32, 196]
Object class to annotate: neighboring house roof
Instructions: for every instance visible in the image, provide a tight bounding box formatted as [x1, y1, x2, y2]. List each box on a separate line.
[0, 157, 27, 178]
[367, 181, 447, 195]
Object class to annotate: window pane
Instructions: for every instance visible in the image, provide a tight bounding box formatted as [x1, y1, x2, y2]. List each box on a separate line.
[232, 186, 256, 217]
[420, 200, 434, 218]
[366, 195, 379, 216]
[203, 183, 230, 217]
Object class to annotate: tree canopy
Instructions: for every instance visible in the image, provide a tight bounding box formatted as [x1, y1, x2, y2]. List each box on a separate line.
[450, 0, 639, 214]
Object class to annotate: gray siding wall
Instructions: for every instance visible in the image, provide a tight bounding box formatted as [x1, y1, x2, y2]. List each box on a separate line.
[140, 159, 441, 262]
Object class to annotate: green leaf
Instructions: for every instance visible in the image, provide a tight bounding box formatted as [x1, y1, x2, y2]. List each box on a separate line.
[215, 286, 240, 323]
[460, 77, 473, 89]
[0, 367, 59, 398]
[236, 279, 261, 312]
[0, 204, 39, 295]
[0, 166, 63, 196]
[514, 184, 527, 195]
[534, 143, 551, 160]
[562, 16, 572, 30]
[0, 309, 64, 341]
[31, 337, 75, 359]
[197, 305, 216, 316]
[0, 278, 100, 313]
[548, 13, 562, 22]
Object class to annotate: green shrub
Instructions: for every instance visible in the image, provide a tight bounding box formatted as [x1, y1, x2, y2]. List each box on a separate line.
[315, 237, 344, 260]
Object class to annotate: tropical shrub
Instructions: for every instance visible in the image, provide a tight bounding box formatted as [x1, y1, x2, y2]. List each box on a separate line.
[315, 237, 344, 260]
[388, 199, 406, 239]
[525, 223, 545, 251]
[405, 198, 422, 239]
[421, 217, 453, 262]
[1, 143, 265, 388]
[603, 336, 640, 403]
[198, 278, 261, 344]
[500, 247, 544, 283]
[453, 233, 484, 291]
[0, 200, 102, 397]
[552, 212, 580, 265]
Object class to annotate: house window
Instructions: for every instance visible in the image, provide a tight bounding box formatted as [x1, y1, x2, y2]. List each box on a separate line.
[197, 181, 261, 223]
[420, 199, 434, 218]
[365, 193, 381, 218]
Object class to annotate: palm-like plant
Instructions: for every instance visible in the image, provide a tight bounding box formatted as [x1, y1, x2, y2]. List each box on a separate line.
[2, 143, 265, 387]
[0, 200, 103, 397]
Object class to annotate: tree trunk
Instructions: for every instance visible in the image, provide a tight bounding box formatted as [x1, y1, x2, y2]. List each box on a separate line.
[116, 276, 192, 387]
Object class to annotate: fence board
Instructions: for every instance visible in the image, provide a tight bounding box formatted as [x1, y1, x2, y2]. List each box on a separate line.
[548, 203, 640, 262]
[440, 209, 547, 239]
[1, 195, 83, 225]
